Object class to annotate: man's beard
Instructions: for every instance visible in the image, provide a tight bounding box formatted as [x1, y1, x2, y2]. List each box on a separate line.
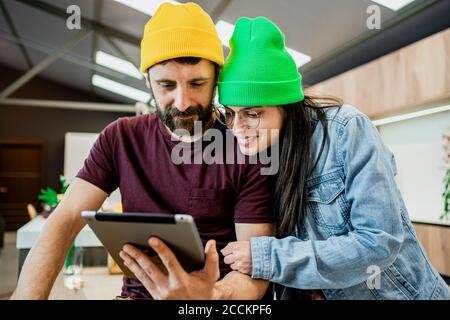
[155, 103, 214, 136]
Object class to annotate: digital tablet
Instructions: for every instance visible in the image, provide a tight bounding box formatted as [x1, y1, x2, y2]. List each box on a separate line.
[81, 211, 205, 278]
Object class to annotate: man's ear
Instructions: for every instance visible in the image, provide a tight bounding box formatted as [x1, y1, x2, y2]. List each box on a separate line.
[144, 71, 151, 89]
[215, 66, 222, 84]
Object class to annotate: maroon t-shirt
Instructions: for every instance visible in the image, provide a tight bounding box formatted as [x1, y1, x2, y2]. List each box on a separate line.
[76, 113, 274, 299]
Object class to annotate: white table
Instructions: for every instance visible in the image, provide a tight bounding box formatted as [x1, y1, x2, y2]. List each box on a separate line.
[16, 216, 102, 249]
[16, 216, 105, 274]
[49, 267, 123, 300]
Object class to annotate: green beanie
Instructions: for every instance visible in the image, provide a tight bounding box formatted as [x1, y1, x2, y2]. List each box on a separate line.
[218, 17, 304, 107]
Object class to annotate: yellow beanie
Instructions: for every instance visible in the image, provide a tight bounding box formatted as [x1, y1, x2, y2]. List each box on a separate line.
[140, 2, 224, 73]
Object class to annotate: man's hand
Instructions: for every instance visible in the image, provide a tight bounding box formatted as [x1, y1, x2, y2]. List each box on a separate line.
[221, 241, 252, 275]
[120, 237, 220, 299]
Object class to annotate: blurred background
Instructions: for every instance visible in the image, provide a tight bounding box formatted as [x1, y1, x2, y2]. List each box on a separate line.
[0, 0, 449, 299]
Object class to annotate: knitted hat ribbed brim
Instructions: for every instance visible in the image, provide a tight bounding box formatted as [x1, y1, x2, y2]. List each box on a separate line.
[218, 17, 304, 106]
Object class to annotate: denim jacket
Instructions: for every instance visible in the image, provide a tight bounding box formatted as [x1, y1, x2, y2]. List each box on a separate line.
[251, 104, 449, 300]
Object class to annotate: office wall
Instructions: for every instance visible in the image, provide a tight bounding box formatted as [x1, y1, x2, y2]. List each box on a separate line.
[0, 64, 131, 190]
[378, 110, 450, 226]
[64, 132, 121, 210]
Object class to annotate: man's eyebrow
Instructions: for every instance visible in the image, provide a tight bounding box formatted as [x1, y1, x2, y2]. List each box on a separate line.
[155, 79, 176, 83]
[189, 77, 211, 82]
[154, 77, 211, 83]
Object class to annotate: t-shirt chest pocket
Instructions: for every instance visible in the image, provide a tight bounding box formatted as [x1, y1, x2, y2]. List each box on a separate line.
[307, 174, 351, 236]
[188, 187, 234, 224]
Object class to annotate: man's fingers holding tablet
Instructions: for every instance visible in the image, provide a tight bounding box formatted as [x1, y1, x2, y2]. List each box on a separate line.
[203, 240, 220, 281]
[119, 249, 157, 292]
[148, 237, 187, 278]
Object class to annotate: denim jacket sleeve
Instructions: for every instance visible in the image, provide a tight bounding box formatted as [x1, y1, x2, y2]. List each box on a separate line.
[251, 114, 405, 289]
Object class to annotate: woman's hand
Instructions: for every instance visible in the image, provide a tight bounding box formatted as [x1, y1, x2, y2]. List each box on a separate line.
[221, 241, 252, 275]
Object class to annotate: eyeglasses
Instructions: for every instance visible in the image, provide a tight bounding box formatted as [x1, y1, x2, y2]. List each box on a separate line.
[218, 107, 261, 129]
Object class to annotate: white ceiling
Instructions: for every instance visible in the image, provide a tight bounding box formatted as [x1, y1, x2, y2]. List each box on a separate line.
[0, 0, 428, 103]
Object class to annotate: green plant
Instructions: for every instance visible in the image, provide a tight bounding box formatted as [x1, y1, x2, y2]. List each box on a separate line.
[38, 175, 69, 207]
[441, 132, 450, 220]
[442, 168, 450, 220]
[59, 175, 69, 193]
[38, 187, 59, 207]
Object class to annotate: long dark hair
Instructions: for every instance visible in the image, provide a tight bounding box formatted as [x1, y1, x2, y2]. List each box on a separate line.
[275, 94, 342, 236]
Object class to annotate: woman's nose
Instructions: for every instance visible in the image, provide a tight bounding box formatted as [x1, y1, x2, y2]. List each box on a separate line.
[232, 114, 249, 133]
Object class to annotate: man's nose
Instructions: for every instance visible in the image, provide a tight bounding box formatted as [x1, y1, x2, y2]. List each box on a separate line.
[174, 88, 191, 112]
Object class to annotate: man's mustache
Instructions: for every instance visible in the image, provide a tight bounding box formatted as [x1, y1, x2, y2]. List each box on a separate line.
[166, 106, 204, 117]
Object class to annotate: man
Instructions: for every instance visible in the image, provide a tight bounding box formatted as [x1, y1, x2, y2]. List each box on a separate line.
[12, 2, 275, 300]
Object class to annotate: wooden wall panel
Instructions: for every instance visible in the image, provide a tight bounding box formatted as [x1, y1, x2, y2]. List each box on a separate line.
[413, 223, 450, 276]
[307, 28, 450, 119]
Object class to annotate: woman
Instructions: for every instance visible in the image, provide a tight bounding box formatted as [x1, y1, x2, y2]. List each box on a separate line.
[218, 16, 449, 300]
